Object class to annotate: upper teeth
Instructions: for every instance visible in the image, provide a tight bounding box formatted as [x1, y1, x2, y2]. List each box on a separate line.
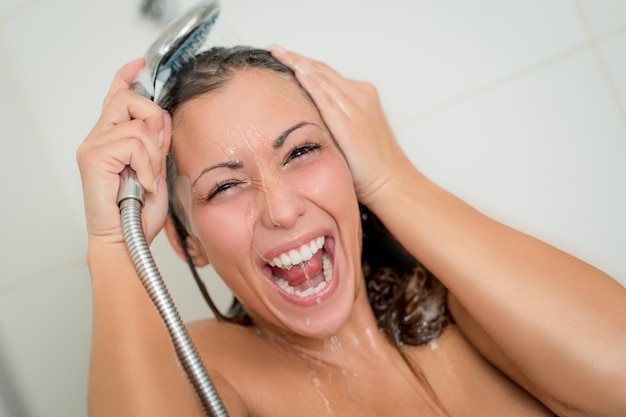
[268, 236, 325, 269]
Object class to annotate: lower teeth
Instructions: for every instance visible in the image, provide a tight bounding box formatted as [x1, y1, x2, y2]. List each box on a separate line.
[274, 251, 332, 298]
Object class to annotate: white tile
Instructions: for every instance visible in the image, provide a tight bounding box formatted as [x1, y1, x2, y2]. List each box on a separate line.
[0, 53, 85, 291]
[398, 49, 626, 284]
[0, 0, 588, 255]
[0, 345, 29, 417]
[0, 236, 231, 417]
[219, 0, 587, 124]
[599, 31, 626, 114]
[0, 0, 33, 15]
[0, 265, 92, 417]
[578, 0, 626, 37]
[1, 0, 588, 212]
[0, 0, 163, 227]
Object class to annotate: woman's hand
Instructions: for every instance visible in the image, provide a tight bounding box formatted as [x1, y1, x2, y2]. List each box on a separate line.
[271, 45, 415, 206]
[76, 59, 171, 248]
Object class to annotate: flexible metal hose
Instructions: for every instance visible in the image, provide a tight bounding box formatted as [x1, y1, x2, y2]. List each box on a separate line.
[118, 189, 229, 417]
[112, 1, 227, 414]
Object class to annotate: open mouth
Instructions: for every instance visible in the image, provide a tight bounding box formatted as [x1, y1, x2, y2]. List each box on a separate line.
[265, 236, 334, 299]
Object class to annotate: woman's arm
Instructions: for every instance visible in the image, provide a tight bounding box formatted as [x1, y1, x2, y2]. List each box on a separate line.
[77, 60, 246, 417]
[272, 46, 626, 417]
[87, 246, 204, 416]
[86, 246, 247, 417]
[368, 164, 626, 417]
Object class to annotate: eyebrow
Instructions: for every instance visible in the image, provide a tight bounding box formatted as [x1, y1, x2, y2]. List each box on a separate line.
[192, 121, 319, 186]
[273, 121, 316, 149]
[192, 160, 242, 187]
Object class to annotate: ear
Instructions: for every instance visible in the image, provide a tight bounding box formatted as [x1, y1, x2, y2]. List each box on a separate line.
[163, 218, 210, 267]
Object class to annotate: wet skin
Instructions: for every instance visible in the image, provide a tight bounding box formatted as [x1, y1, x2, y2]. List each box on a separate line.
[166, 69, 554, 416]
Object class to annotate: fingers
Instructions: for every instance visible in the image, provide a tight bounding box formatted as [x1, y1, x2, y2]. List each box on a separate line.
[78, 59, 173, 244]
[270, 45, 356, 115]
[81, 59, 171, 195]
[103, 58, 146, 107]
[104, 121, 164, 188]
[160, 110, 172, 159]
[79, 123, 160, 193]
[96, 88, 165, 137]
[270, 45, 339, 79]
[86, 67, 168, 192]
[99, 57, 164, 137]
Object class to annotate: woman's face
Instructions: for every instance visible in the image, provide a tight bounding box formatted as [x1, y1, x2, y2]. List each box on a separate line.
[170, 69, 363, 339]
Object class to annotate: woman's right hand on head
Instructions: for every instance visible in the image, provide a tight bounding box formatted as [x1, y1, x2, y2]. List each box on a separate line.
[76, 59, 171, 248]
[270, 46, 416, 207]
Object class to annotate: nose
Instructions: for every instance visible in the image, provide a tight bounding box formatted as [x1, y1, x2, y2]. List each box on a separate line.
[259, 181, 306, 229]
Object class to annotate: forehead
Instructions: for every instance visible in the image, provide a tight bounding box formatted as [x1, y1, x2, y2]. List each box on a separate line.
[172, 69, 318, 146]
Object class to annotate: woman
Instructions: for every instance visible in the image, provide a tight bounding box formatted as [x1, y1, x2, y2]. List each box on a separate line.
[76, 46, 626, 416]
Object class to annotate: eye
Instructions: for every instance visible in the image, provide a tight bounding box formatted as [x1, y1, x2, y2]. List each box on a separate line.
[206, 180, 246, 201]
[284, 143, 321, 165]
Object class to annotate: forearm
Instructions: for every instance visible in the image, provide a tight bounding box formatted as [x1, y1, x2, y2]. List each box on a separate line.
[367, 166, 626, 411]
[87, 243, 204, 417]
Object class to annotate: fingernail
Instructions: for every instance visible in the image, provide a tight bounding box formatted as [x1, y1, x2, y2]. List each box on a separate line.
[153, 173, 161, 196]
[158, 129, 164, 147]
[271, 44, 286, 55]
[295, 63, 307, 76]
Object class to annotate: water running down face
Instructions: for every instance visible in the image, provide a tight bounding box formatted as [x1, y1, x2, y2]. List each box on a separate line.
[168, 69, 364, 339]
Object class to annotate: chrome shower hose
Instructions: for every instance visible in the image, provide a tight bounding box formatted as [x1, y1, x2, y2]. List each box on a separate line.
[119, 197, 229, 417]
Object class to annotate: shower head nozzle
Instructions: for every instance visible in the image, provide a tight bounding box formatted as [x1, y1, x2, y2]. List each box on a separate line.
[132, 0, 221, 101]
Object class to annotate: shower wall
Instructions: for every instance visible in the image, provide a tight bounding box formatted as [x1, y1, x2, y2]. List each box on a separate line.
[0, 0, 625, 415]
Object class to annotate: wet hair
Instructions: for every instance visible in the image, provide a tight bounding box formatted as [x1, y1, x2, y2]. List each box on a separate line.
[161, 46, 451, 347]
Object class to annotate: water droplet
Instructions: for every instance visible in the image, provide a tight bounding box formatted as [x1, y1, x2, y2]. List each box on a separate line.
[305, 318, 311, 327]
[316, 296, 322, 304]
[310, 377, 334, 414]
[301, 262, 315, 290]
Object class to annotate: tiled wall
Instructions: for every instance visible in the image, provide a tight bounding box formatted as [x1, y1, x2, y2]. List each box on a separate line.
[0, 0, 624, 415]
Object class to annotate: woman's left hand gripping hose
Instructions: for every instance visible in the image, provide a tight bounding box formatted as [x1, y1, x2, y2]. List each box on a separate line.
[77, 58, 172, 249]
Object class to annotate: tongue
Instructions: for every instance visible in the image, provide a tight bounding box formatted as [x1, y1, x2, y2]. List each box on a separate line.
[271, 250, 324, 285]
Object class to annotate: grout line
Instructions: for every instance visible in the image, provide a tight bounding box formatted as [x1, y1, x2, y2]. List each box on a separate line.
[594, 24, 626, 44]
[571, 0, 626, 134]
[394, 41, 593, 130]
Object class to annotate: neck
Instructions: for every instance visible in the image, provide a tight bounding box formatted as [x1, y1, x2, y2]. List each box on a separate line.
[250, 285, 399, 371]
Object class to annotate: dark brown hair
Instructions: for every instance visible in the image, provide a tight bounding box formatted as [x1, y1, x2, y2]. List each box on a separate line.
[162, 46, 450, 347]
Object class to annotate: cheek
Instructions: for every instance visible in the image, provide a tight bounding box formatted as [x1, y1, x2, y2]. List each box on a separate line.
[295, 153, 356, 210]
[191, 200, 256, 267]
[189, 150, 356, 264]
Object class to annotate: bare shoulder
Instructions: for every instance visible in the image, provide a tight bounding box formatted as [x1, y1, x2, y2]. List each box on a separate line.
[186, 319, 258, 416]
[187, 319, 262, 364]
[187, 318, 251, 342]
[186, 319, 285, 386]
[402, 324, 555, 416]
[186, 319, 319, 416]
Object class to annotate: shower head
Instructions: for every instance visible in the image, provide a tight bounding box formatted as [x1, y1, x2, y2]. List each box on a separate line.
[132, 0, 221, 101]
[118, 0, 220, 207]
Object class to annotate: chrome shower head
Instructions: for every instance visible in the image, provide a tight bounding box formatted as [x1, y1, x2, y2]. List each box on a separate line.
[132, 0, 221, 101]
[118, 0, 220, 207]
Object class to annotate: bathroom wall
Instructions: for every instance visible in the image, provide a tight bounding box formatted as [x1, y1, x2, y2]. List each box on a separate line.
[0, 0, 625, 415]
